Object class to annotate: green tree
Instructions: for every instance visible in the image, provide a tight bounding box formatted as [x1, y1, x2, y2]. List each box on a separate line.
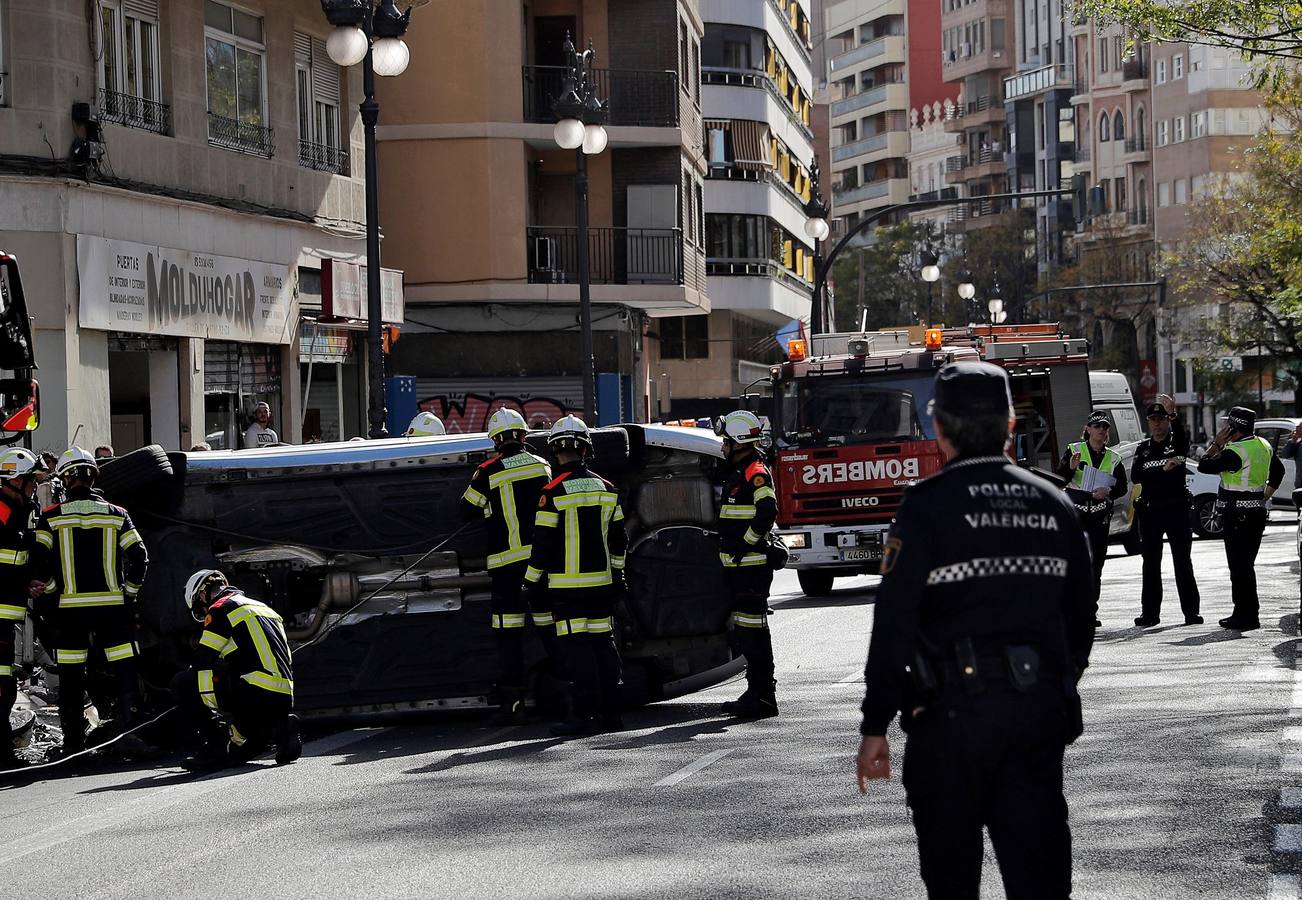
[941, 216, 1039, 327]
[828, 220, 941, 330]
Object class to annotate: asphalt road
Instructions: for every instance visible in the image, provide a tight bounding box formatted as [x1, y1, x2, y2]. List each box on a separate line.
[2, 520, 1301, 899]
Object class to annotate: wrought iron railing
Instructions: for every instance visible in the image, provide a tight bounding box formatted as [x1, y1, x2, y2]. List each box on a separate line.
[522, 66, 679, 128]
[526, 226, 684, 286]
[207, 112, 275, 157]
[1122, 56, 1150, 81]
[1075, 146, 1091, 162]
[298, 138, 349, 175]
[1124, 136, 1148, 153]
[99, 88, 170, 134]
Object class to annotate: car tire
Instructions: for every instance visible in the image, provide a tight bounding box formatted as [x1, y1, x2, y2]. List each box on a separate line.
[1192, 495, 1222, 539]
[797, 570, 835, 597]
[1121, 522, 1142, 556]
[96, 444, 173, 503]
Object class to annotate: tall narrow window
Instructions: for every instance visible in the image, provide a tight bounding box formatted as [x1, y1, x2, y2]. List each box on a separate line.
[97, 0, 165, 132]
[295, 33, 346, 173]
[205, 1, 270, 155]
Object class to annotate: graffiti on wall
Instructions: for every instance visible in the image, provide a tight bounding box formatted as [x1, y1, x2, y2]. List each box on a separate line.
[418, 394, 581, 434]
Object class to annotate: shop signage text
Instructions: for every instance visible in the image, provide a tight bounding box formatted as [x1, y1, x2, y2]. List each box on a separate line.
[322, 259, 404, 325]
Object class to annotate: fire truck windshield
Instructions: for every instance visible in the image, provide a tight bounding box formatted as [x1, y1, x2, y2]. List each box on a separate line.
[776, 371, 937, 448]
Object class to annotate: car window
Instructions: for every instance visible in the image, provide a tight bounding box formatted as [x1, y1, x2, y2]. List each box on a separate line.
[1258, 427, 1287, 453]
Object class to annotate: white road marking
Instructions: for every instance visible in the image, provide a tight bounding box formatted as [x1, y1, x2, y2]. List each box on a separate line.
[1284, 754, 1302, 774]
[0, 727, 388, 867]
[1282, 788, 1302, 809]
[653, 748, 733, 787]
[1270, 874, 1301, 900]
[1284, 726, 1302, 744]
[838, 667, 865, 684]
[1277, 825, 1302, 853]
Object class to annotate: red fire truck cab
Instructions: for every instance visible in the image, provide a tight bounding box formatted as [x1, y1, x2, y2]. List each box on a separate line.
[769, 323, 1091, 596]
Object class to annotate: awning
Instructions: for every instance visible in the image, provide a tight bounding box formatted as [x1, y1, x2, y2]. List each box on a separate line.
[733, 120, 772, 171]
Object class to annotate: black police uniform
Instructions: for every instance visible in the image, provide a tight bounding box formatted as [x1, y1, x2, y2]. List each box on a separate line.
[717, 450, 779, 714]
[1196, 408, 1285, 629]
[171, 587, 296, 763]
[861, 362, 1095, 900]
[1056, 418, 1128, 620]
[1130, 406, 1200, 624]
[0, 491, 35, 766]
[33, 487, 148, 751]
[460, 443, 552, 712]
[524, 460, 627, 729]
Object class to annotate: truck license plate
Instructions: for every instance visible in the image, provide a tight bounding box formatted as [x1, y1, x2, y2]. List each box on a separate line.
[843, 547, 881, 561]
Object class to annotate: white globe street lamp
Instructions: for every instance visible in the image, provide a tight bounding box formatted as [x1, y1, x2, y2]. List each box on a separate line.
[581, 123, 609, 155]
[370, 37, 410, 77]
[804, 216, 830, 242]
[325, 25, 369, 67]
[957, 273, 976, 301]
[987, 298, 1004, 316]
[554, 118, 586, 150]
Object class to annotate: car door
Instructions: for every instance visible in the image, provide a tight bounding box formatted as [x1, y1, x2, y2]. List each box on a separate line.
[1258, 425, 1294, 508]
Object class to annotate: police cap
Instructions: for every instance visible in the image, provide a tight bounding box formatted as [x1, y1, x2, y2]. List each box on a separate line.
[1225, 406, 1256, 432]
[931, 361, 1012, 416]
[1086, 410, 1111, 427]
[1145, 402, 1171, 419]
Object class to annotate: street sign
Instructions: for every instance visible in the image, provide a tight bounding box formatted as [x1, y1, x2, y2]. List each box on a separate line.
[1217, 357, 1243, 372]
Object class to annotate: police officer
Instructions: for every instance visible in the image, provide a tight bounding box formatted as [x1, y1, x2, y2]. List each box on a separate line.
[1131, 394, 1202, 626]
[524, 416, 627, 736]
[405, 411, 446, 437]
[460, 408, 552, 722]
[32, 447, 148, 756]
[857, 362, 1095, 900]
[714, 409, 779, 719]
[0, 448, 42, 769]
[172, 569, 300, 769]
[1196, 406, 1285, 631]
[1057, 411, 1128, 625]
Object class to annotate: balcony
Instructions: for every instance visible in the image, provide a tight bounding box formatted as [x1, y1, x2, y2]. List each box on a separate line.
[527, 226, 684, 286]
[1122, 56, 1150, 85]
[829, 82, 908, 124]
[829, 35, 906, 74]
[953, 147, 1006, 180]
[1075, 146, 1091, 163]
[1003, 64, 1074, 102]
[833, 133, 887, 162]
[522, 66, 679, 128]
[702, 68, 813, 141]
[1123, 136, 1149, 158]
[944, 94, 1005, 132]
[831, 130, 908, 165]
[767, 0, 813, 62]
[98, 88, 170, 135]
[207, 113, 274, 157]
[832, 177, 908, 207]
[298, 139, 349, 176]
[1126, 207, 1150, 227]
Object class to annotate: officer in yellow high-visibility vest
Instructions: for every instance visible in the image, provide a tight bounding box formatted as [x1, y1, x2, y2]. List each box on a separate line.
[1197, 407, 1285, 631]
[1057, 411, 1128, 627]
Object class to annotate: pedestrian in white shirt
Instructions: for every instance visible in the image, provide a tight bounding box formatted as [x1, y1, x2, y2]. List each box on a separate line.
[243, 402, 279, 449]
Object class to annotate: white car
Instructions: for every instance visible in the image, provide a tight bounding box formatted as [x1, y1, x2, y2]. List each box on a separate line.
[1186, 461, 1223, 537]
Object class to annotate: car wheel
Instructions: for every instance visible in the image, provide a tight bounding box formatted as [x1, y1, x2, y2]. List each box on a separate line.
[1121, 522, 1142, 556]
[1192, 495, 1222, 538]
[797, 570, 835, 597]
[96, 444, 173, 504]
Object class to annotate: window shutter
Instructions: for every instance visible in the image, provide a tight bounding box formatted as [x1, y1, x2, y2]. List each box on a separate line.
[295, 32, 313, 68]
[123, 0, 159, 19]
[311, 38, 341, 105]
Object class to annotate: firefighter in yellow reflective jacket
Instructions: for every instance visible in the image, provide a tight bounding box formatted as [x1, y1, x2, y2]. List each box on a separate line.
[524, 416, 627, 736]
[32, 447, 148, 756]
[0, 448, 41, 769]
[460, 408, 552, 722]
[715, 410, 779, 718]
[171, 569, 301, 770]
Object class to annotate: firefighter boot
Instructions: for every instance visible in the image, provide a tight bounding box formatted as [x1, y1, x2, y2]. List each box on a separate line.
[491, 685, 529, 725]
[274, 714, 302, 765]
[549, 681, 596, 737]
[722, 628, 778, 717]
[182, 736, 231, 772]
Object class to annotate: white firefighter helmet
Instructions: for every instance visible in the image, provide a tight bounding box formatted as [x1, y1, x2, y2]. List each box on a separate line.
[486, 408, 528, 442]
[56, 446, 99, 478]
[184, 568, 229, 622]
[0, 447, 38, 480]
[405, 411, 447, 437]
[546, 414, 592, 452]
[716, 409, 764, 445]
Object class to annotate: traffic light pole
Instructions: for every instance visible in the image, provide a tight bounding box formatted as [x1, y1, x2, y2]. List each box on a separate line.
[811, 187, 1074, 335]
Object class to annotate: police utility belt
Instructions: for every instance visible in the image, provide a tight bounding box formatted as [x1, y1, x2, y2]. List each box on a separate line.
[1065, 489, 1109, 516]
[912, 638, 1057, 695]
[1218, 488, 1266, 510]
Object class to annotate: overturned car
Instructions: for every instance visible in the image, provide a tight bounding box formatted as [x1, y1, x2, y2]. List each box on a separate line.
[107, 425, 740, 717]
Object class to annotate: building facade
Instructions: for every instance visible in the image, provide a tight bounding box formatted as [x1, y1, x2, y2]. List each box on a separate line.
[825, 0, 951, 238]
[375, 0, 708, 428]
[0, 0, 374, 453]
[906, 101, 963, 232]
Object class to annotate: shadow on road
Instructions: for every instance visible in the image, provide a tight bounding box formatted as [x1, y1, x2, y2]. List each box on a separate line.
[777, 589, 879, 611]
[1166, 629, 1246, 647]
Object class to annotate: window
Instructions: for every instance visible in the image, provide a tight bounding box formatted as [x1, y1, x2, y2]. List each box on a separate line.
[722, 39, 750, 70]
[1098, 37, 1109, 73]
[1173, 116, 1185, 142]
[205, 0, 269, 154]
[1156, 58, 1167, 84]
[1157, 119, 1168, 146]
[1191, 46, 1204, 71]
[1115, 176, 1127, 211]
[1173, 53, 1184, 79]
[1158, 181, 1171, 207]
[1192, 174, 1208, 197]
[1113, 110, 1125, 141]
[660, 316, 709, 360]
[96, 0, 165, 132]
[1099, 112, 1110, 142]
[695, 181, 705, 249]
[1192, 110, 1207, 137]
[295, 34, 345, 173]
[1174, 179, 1188, 204]
[0, 0, 6, 106]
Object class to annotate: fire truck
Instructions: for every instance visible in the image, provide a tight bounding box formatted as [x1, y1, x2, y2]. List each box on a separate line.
[768, 323, 1091, 596]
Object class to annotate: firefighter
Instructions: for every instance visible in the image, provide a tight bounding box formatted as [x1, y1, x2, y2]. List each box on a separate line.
[459, 408, 552, 722]
[715, 409, 780, 719]
[33, 447, 148, 757]
[1196, 407, 1285, 631]
[1130, 395, 1202, 626]
[524, 416, 627, 736]
[405, 411, 447, 437]
[1057, 411, 1128, 626]
[172, 569, 301, 769]
[0, 448, 42, 769]
[857, 361, 1095, 899]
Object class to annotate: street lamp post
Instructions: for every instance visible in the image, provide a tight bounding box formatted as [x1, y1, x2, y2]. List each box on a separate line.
[551, 36, 609, 425]
[919, 248, 940, 326]
[320, 0, 412, 439]
[803, 162, 831, 334]
[957, 268, 976, 326]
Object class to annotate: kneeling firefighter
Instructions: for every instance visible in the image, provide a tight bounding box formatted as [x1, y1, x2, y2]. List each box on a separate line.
[171, 569, 301, 769]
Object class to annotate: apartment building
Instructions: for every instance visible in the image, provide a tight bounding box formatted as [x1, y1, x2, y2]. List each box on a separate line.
[376, 0, 708, 427]
[906, 101, 963, 232]
[938, 0, 1014, 233]
[0, 0, 374, 452]
[825, 0, 951, 238]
